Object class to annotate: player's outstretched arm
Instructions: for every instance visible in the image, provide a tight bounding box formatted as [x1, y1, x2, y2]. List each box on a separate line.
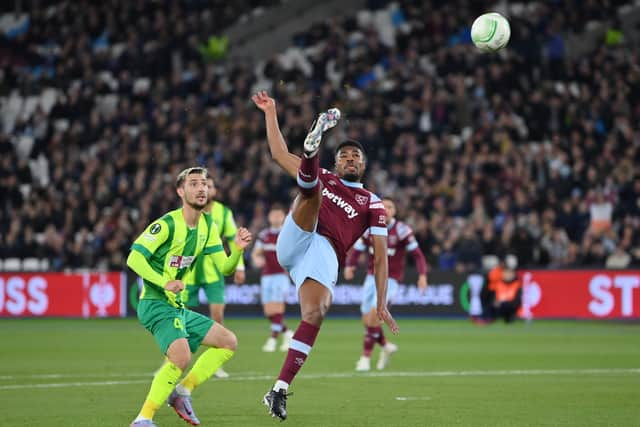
[252, 90, 300, 178]
[371, 234, 399, 334]
[209, 227, 253, 276]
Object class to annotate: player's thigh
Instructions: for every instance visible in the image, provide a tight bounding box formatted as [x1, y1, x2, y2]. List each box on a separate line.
[276, 213, 314, 270]
[137, 299, 189, 355]
[183, 308, 214, 353]
[290, 234, 339, 296]
[290, 192, 322, 232]
[200, 322, 237, 351]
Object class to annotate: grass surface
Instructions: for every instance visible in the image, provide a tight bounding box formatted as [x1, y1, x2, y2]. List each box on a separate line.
[0, 318, 639, 426]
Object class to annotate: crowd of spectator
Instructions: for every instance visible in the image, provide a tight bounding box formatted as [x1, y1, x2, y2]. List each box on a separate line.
[1, 0, 639, 273]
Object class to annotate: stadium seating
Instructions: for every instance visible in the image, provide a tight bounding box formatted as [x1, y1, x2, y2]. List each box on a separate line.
[0, 0, 639, 272]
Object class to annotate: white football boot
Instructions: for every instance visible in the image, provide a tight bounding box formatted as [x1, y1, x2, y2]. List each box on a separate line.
[262, 337, 277, 352]
[303, 108, 341, 157]
[355, 356, 371, 372]
[376, 342, 398, 370]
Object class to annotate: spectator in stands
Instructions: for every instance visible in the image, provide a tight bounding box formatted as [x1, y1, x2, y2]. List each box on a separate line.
[0, 0, 638, 272]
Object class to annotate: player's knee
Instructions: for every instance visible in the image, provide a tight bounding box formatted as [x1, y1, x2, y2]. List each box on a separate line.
[301, 305, 326, 326]
[170, 351, 191, 371]
[222, 330, 238, 351]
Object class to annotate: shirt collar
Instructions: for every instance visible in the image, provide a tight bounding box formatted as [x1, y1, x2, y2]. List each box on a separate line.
[340, 179, 363, 188]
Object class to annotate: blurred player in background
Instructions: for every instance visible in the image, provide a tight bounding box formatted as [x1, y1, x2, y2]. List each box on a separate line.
[251, 203, 295, 352]
[126, 167, 252, 427]
[184, 175, 245, 378]
[345, 197, 428, 371]
[253, 90, 398, 421]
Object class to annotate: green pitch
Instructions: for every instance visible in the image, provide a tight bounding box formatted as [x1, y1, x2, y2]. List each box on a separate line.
[1, 318, 638, 426]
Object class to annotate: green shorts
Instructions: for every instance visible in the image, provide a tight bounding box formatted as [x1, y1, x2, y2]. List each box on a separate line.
[185, 280, 225, 307]
[137, 299, 214, 354]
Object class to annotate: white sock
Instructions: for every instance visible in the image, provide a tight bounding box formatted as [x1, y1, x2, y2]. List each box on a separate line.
[273, 380, 289, 392]
[176, 383, 191, 396]
[134, 415, 150, 422]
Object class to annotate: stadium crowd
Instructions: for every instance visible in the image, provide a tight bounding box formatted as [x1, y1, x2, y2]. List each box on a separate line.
[1, 0, 639, 272]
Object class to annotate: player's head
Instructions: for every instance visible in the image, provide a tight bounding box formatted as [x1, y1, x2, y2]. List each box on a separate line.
[334, 140, 366, 182]
[382, 197, 396, 223]
[176, 167, 208, 210]
[268, 203, 286, 228]
[206, 176, 217, 203]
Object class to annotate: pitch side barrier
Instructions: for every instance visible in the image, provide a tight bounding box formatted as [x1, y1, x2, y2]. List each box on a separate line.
[1, 270, 638, 319]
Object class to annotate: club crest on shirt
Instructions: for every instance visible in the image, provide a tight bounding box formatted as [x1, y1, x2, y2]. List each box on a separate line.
[328, 179, 337, 186]
[355, 194, 368, 206]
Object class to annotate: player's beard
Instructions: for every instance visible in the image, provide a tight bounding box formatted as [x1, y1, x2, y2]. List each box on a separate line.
[342, 172, 360, 182]
[187, 194, 207, 210]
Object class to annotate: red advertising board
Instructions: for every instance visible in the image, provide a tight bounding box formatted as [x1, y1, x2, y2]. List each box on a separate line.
[520, 270, 640, 319]
[0, 272, 126, 318]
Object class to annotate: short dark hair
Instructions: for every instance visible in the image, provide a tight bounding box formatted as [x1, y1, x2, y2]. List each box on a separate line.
[176, 167, 207, 188]
[335, 139, 366, 157]
[270, 203, 285, 212]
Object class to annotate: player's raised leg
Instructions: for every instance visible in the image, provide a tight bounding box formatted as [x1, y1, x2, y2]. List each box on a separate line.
[290, 109, 340, 231]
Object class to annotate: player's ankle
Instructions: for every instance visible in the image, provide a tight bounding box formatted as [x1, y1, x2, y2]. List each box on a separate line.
[273, 380, 289, 392]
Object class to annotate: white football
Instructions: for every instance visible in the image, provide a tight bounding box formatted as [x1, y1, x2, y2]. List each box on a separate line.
[471, 12, 511, 52]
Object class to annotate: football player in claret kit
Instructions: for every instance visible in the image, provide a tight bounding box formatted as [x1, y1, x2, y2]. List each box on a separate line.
[251, 203, 295, 352]
[345, 197, 428, 372]
[253, 90, 398, 421]
[126, 167, 252, 427]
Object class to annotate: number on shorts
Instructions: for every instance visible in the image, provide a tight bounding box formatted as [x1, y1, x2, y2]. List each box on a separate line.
[173, 318, 184, 329]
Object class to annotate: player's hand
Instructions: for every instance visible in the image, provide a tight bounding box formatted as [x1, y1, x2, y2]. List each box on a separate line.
[235, 227, 252, 250]
[343, 266, 355, 281]
[252, 91, 276, 114]
[164, 280, 185, 294]
[376, 303, 399, 335]
[417, 275, 428, 294]
[234, 269, 246, 284]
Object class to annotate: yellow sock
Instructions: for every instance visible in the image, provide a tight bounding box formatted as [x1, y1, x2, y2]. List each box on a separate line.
[138, 361, 182, 419]
[181, 348, 234, 392]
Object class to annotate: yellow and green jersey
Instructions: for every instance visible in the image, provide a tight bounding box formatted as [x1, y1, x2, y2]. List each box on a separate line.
[188, 201, 244, 287]
[127, 208, 241, 308]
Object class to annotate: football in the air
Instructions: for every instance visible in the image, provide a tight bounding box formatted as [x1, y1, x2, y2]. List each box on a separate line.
[471, 12, 511, 52]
